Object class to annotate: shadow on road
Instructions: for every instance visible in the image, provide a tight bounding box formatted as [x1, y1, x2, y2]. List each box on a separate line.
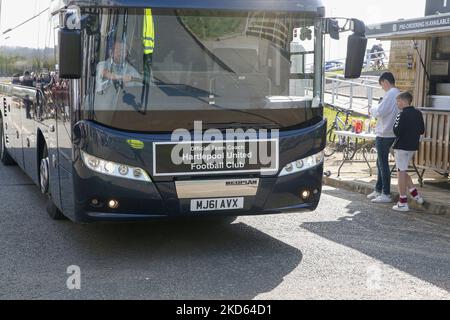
[302, 187, 450, 293]
[60, 220, 303, 299]
[0, 165, 302, 299]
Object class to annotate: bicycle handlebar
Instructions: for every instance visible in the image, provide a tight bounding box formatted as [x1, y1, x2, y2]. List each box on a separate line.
[327, 104, 353, 116]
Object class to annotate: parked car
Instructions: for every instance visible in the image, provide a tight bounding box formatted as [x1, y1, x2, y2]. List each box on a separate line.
[325, 60, 345, 72]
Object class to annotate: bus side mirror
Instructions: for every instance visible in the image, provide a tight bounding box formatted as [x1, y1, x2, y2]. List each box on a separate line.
[344, 20, 368, 79]
[58, 29, 82, 79]
[326, 19, 340, 40]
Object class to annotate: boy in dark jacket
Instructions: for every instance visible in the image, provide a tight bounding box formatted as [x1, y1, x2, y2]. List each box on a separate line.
[392, 92, 425, 212]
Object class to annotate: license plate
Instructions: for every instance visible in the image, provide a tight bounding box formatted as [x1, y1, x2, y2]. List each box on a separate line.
[190, 198, 244, 212]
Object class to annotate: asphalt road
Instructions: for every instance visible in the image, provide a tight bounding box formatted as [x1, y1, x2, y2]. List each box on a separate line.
[1, 163, 450, 300]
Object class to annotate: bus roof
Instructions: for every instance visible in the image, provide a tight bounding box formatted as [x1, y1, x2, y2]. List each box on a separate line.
[52, 0, 325, 14]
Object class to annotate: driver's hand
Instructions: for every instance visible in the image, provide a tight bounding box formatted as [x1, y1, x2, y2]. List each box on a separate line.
[123, 75, 132, 83]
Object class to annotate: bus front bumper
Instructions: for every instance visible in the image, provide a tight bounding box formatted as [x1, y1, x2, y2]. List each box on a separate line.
[72, 164, 324, 223]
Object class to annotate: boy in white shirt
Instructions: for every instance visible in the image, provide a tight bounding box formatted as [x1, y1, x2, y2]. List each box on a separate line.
[367, 72, 400, 203]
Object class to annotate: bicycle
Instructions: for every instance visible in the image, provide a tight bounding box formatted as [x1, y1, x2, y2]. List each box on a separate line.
[324, 105, 353, 158]
[371, 57, 386, 71]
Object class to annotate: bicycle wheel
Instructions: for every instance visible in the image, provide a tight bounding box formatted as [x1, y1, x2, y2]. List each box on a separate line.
[324, 128, 337, 157]
[343, 145, 353, 161]
[343, 140, 359, 161]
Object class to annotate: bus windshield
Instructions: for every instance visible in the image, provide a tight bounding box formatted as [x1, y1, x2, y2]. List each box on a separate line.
[85, 9, 321, 132]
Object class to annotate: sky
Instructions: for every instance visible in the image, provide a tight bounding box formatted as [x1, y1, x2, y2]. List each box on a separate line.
[0, 0, 50, 48]
[322, 0, 427, 60]
[0, 0, 428, 59]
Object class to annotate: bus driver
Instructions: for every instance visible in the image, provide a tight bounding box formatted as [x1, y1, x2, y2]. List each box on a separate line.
[96, 40, 143, 94]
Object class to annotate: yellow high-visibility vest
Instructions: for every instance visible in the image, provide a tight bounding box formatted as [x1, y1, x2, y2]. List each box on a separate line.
[143, 9, 155, 55]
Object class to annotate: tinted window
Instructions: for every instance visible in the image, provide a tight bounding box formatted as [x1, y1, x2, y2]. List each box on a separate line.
[83, 9, 321, 132]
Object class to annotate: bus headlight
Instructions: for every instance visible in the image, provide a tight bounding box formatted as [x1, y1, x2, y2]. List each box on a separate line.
[279, 151, 324, 177]
[81, 151, 152, 182]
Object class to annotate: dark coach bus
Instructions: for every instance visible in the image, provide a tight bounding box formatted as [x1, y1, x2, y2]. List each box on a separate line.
[0, 0, 367, 223]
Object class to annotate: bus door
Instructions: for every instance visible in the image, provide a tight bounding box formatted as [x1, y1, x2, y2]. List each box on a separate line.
[9, 88, 24, 167]
[55, 79, 73, 214]
[20, 86, 38, 184]
[36, 83, 62, 211]
[1, 92, 14, 157]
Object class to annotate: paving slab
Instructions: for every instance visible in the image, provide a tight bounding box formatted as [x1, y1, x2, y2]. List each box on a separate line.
[324, 153, 450, 216]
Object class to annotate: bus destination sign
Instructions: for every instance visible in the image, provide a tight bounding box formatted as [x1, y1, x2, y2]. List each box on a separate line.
[153, 140, 279, 177]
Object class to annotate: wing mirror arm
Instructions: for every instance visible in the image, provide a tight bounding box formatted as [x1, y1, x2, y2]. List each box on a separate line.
[323, 17, 366, 37]
[323, 18, 368, 79]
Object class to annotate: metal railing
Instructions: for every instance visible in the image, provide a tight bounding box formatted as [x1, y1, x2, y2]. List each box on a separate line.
[325, 50, 390, 73]
[324, 75, 384, 112]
